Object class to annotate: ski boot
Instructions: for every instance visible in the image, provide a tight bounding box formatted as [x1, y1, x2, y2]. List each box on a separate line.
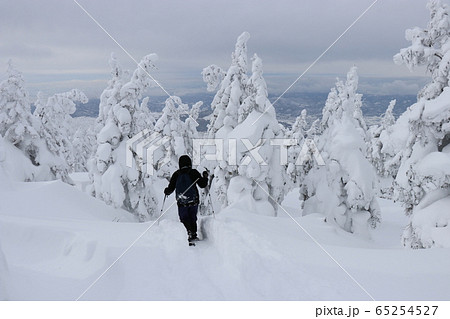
[188, 231, 199, 246]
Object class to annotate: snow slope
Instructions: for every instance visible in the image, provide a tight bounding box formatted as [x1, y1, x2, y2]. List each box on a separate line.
[0, 178, 449, 300]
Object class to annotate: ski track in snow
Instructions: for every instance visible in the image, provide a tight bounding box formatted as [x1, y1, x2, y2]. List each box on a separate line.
[0, 180, 449, 300]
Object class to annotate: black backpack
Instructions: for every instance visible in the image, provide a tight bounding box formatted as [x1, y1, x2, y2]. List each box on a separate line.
[175, 169, 198, 206]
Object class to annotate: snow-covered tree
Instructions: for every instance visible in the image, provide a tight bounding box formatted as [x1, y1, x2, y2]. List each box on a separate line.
[204, 32, 250, 138]
[34, 89, 88, 179]
[88, 54, 159, 221]
[368, 100, 399, 178]
[381, 99, 396, 129]
[185, 101, 202, 147]
[394, 0, 450, 100]
[238, 54, 268, 122]
[393, 95, 450, 248]
[71, 117, 96, 172]
[119, 56, 158, 135]
[286, 110, 321, 205]
[0, 63, 85, 183]
[303, 67, 380, 235]
[135, 97, 156, 134]
[96, 53, 124, 131]
[0, 62, 40, 168]
[286, 109, 309, 183]
[392, 0, 450, 248]
[201, 64, 225, 92]
[393, 94, 450, 247]
[234, 54, 287, 214]
[152, 96, 191, 178]
[206, 46, 286, 215]
[290, 110, 309, 139]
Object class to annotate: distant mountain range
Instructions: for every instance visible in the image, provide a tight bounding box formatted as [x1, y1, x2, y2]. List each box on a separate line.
[72, 92, 417, 131]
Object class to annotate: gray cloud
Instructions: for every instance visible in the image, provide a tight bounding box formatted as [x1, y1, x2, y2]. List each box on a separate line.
[0, 0, 431, 97]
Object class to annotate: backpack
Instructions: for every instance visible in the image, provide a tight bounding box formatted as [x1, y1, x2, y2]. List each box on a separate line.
[175, 169, 198, 206]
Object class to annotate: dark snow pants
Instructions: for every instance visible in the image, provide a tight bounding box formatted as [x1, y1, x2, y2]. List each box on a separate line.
[178, 205, 198, 237]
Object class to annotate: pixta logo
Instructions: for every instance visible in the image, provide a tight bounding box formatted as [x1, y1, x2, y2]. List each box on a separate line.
[126, 130, 171, 175]
[127, 130, 325, 175]
[192, 138, 325, 166]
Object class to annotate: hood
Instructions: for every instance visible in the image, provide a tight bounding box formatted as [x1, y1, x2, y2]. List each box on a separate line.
[179, 155, 192, 169]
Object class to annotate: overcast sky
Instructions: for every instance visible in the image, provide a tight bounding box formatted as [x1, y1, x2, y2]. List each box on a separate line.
[0, 0, 432, 98]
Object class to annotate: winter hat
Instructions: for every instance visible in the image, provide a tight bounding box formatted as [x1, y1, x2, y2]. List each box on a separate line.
[179, 155, 192, 169]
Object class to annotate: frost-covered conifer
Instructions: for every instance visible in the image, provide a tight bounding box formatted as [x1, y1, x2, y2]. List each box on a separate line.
[185, 101, 202, 146]
[96, 53, 124, 130]
[72, 118, 96, 172]
[204, 32, 250, 138]
[89, 54, 159, 221]
[0, 62, 40, 168]
[286, 110, 320, 204]
[135, 97, 156, 134]
[34, 89, 88, 179]
[394, 0, 450, 100]
[392, 0, 450, 248]
[393, 95, 450, 247]
[0, 62, 90, 182]
[238, 54, 269, 122]
[290, 110, 308, 139]
[206, 46, 285, 215]
[286, 109, 309, 186]
[152, 96, 192, 178]
[303, 67, 380, 235]
[201, 64, 225, 92]
[381, 99, 396, 130]
[368, 100, 399, 178]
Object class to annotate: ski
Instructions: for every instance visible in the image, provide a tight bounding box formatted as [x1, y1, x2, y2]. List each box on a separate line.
[199, 169, 215, 216]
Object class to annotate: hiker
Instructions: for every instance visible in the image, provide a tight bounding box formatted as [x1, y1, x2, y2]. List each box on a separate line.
[164, 155, 208, 242]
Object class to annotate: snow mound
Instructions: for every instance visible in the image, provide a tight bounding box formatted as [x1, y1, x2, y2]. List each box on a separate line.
[0, 240, 9, 300]
[408, 196, 450, 248]
[0, 180, 134, 222]
[1, 139, 43, 182]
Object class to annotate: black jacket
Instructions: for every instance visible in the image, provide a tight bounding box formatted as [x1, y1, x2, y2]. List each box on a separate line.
[165, 155, 208, 205]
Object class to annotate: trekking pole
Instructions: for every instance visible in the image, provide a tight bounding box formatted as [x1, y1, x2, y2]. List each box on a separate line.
[157, 195, 168, 225]
[208, 191, 215, 219]
[207, 173, 215, 218]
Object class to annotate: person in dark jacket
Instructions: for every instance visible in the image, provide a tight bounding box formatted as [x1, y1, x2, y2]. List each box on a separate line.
[164, 155, 208, 242]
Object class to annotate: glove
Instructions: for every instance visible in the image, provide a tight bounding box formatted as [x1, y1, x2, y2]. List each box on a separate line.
[164, 188, 171, 195]
[202, 171, 209, 178]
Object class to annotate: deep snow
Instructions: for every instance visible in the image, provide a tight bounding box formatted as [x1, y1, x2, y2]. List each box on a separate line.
[0, 175, 449, 300]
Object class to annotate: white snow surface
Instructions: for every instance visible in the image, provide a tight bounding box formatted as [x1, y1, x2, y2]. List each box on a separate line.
[0, 176, 449, 301]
